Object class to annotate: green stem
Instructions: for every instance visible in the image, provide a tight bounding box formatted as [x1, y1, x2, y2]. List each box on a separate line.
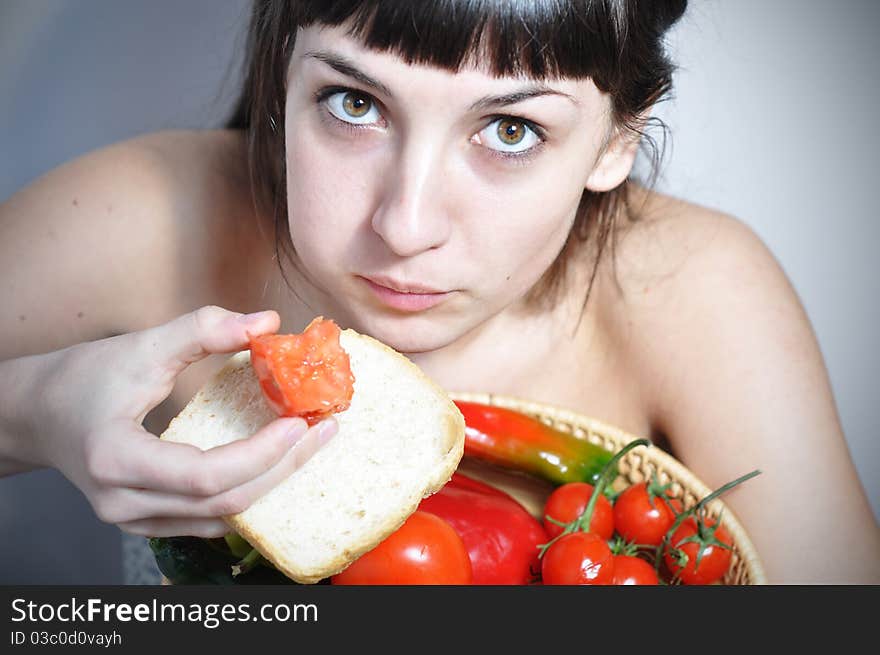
[576, 438, 650, 531]
[224, 532, 253, 559]
[231, 547, 264, 577]
[538, 438, 650, 557]
[653, 468, 762, 574]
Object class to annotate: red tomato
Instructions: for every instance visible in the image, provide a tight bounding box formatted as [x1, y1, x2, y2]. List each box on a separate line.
[612, 555, 659, 585]
[541, 531, 614, 585]
[542, 482, 614, 541]
[249, 317, 355, 425]
[418, 473, 548, 584]
[330, 511, 473, 585]
[612, 482, 677, 546]
[664, 516, 733, 585]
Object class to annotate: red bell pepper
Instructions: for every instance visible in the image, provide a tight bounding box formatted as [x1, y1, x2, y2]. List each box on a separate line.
[418, 472, 548, 585]
[454, 400, 615, 486]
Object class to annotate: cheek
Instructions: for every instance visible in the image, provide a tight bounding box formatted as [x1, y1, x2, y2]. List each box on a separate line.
[284, 122, 374, 265]
[462, 166, 582, 285]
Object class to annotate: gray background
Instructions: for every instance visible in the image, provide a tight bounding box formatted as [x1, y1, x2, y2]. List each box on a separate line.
[1, 1, 877, 583]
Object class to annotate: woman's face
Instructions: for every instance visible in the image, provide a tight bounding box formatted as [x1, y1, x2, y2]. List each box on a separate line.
[284, 24, 615, 353]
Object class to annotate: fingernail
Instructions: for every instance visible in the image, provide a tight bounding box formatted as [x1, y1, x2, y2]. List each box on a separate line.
[285, 420, 308, 445]
[316, 418, 338, 445]
[238, 310, 274, 325]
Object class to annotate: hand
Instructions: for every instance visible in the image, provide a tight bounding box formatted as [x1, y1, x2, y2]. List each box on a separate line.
[29, 305, 337, 538]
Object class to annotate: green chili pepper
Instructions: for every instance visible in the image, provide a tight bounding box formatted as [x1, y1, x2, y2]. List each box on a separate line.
[454, 401, 615, 486]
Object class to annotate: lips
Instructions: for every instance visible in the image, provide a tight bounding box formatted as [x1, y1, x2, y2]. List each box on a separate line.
[362, 275, 446, 295]
[359, 276, 452, 312]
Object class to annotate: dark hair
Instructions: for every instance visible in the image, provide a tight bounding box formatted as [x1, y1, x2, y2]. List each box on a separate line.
[227, 0, 687, 314]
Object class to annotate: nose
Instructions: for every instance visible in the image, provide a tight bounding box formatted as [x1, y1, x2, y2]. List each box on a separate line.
[370, 138, 452, 258]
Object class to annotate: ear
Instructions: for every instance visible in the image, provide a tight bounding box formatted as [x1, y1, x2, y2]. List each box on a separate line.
[585, 123, 643, 193]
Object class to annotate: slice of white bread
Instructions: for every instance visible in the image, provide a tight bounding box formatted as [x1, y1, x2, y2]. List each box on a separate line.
[159, 327, 465, 583]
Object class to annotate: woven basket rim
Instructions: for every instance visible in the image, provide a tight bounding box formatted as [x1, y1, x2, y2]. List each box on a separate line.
[450, 390, 768, 585]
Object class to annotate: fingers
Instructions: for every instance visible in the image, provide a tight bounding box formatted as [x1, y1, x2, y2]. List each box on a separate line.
[101, 416, 311, 496]
[117, 517, 231, 539]
[136, 305, 281, 377]
[93, 418, 338, 523]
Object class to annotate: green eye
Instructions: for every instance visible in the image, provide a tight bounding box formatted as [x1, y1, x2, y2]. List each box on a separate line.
[342, 92, 372, 118]
[496, 119, 526, 146]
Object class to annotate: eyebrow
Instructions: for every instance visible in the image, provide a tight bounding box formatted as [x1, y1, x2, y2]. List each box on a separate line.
[305, 50, 394, 98]
[468, 87, 580, 112]
[304, 49, 579, 111]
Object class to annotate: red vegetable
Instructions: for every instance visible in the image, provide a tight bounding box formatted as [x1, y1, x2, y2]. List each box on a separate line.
[330, 511, 472, 585]
[249, 317, 354, 425]
[454, 401, 614, 486]
[611, 555, 659, 585]
[656, 470, 760, 584]
[612, 478, 677, 547]
[418, 472, 547, 585]
[664, 515, 733, 585]
[543, 482, 614, 541]
[541, 532, 615, 585]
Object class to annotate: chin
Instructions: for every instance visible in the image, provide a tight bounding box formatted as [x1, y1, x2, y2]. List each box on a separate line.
[344, 310, 465, 355]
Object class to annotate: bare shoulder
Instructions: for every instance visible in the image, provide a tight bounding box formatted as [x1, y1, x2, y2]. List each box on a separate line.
[611, 190, 797, 321]
[601, 187, 821, 437]
[0, 129, 263, 359]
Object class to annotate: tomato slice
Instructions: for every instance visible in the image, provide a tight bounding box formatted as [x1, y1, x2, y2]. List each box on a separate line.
[249, 317, 355, 425]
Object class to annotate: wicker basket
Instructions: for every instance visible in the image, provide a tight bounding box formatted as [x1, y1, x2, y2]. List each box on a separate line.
[449, 391, 767, 585]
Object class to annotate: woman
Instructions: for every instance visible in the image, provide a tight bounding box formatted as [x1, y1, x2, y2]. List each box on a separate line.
[0, 0, 877, 584]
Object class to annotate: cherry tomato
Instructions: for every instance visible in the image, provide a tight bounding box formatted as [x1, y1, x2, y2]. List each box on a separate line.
[664, 516, 732, 585]
[249, 317, 355, 425]
[612, 481, 677, 546]
[330, 511, 473, 585]
[542, 482, 614, 541]
[541, 531, 614, 585]
[612, 555, 659, 585]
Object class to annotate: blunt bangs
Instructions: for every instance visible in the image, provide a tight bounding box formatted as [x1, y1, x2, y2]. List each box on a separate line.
[291, 0, 622, 82]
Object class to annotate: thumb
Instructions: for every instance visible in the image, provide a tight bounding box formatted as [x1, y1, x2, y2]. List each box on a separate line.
[137, 305, 280, 376]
